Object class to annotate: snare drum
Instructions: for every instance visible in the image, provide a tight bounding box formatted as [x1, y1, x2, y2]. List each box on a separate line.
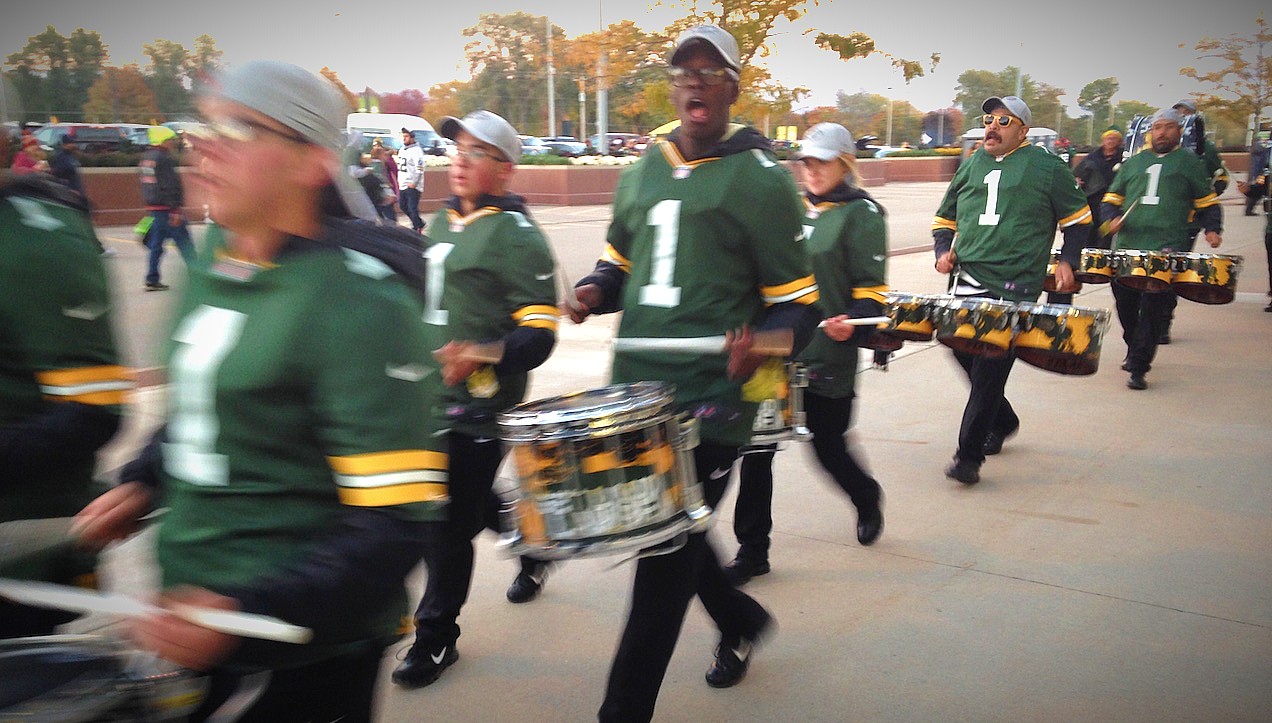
[1170, 252, 1243, 304]
[0, 634, 206, 721]
[880, 292, 944, 341]
[1077, 248, 1117, 284]
[497, 382, 711, 560]
[1114, 250, 1173, 292]
[1013, 303, 1111, 376]
[749, 363, 810, 446]
[933, 297, 1018, 358]
[1042, 249, 1081, 293]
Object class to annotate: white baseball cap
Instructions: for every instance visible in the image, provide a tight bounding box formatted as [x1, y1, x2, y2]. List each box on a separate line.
[671, 25, 741, 72]
[792, 123, 855, 163]
[439, 110, 522, 164]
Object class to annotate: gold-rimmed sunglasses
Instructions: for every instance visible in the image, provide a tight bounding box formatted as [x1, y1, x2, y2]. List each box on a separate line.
[982, 114, 1021, 128]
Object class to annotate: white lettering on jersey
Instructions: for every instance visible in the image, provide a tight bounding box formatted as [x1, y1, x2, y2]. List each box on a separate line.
[165, 305, 247, 486]
[639, 199, 682, 308]
[423, 243, 454, 326]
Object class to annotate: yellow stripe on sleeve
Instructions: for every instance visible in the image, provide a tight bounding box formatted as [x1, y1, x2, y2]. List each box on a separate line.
[761, 276, 819, 305]
[1101, 193, 1124, 206]
[851, 285, 890, 303]
[339, 482, 449, 507]
[328, 450, 448, 476]
[1058, 207, 1092, 228]
[1193, 193, 1219, 209]
[513, 304, 561, 332]
[600, 244, 632, 274]
[36, 365, 134, 406]
[931, 216, 957, 232]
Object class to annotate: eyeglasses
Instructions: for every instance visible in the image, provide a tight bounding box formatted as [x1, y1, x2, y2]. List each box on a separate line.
[669, 66, 739, 87]
[982, 114, 1021, 128]
[191, 117, 311, 146]
[455, 147, 509, 163]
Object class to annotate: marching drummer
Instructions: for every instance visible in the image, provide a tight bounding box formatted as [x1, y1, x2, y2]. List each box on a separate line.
[724, 122, 889, 590]
[1101, 106, 1223, 391]
[391, 110, 560, 689]
[932, 96, 1092, 485]
[564, 25, 820, 721]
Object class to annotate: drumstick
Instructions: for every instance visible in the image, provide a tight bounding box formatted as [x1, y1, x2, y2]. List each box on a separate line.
[0, 578, 313, 644]
[613, 329, 793, 356]
[817, 316, 891, 328]
[1099, 198, 1139, 239]
[433, 340, 505, 365]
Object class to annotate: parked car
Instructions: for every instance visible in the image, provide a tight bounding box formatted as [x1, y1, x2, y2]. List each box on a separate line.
[541, 138, 588, 157]
[519, 135, 551, 157]
[589, 132, 642, 156]
[33, 123, 130, 153]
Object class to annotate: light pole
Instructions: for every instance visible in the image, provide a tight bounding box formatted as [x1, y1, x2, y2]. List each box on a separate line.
[885, 92, 893, 147]
[547, 16, 556, 138]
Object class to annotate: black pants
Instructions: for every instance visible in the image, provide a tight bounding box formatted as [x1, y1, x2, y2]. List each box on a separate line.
[412, 432, 504, 647]
[398, 187, 424, 231]
[599, 442, 769, 723]
[1113, 282, 1172, 376]
[1246, 183, 1266, 214]
[733, 390, 881, 562]
[190, 642, 385, 722]
[951, 348, 1020, 465]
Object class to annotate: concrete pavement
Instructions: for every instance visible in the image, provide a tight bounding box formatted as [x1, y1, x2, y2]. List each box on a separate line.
[86, 184, 1272, 721]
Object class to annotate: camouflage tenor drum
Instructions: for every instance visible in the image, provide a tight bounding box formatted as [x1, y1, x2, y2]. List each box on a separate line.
[748, 363, 811, 447]
[1012, 303, 1111, 376]
[1114, 250, 1174, 292]
[1169, 252, 1243, 304]
[880, 292, 944, 341]
[933, 297, 1018, 358]
[1077, 248, 1118, 284]
[497, 382, 710, 560]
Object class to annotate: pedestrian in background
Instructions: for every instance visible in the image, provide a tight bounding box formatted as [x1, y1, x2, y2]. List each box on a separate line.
[138, 126, 195, 291]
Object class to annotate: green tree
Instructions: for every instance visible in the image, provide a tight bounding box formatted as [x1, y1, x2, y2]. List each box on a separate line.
[5, 25, 107, 122]
[1181, 13, 1272, 146]
[1077, 77, 1119, 131]
[836, 91, 888, 139]
[189, 34, 222, 101]
[83, 65, 158, 123]
[1112, 100, 1155, 137]
[814, 31, 940, 83]
[143, 39, 191, 117]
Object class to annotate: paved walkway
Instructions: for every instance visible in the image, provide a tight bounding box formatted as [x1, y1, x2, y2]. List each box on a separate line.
[86, 184, 1272, 721]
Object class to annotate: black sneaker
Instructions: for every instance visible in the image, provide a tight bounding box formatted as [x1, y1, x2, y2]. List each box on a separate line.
[944, 457, 981, 485]
[705, 611, 773, 688]
[1127, 374, 1148, 390]
[144, 282, 169, 291]
[506, 561, 551, 604]
[391, 640, 459, 688]
[856, 504, 884, 546]
[722, 557, 770, 587]
[982, 423, 1019, 456]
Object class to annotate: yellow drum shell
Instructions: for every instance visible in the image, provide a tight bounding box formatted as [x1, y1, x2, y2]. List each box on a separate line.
[882, 292, 943, 341]
[1170, 252, 1243, 305]
[1077, 247, 1117, 284]
[1114, 250, 1173, 292]
[934, 298, 1017, 358]
[1013, 303, 1110, 376]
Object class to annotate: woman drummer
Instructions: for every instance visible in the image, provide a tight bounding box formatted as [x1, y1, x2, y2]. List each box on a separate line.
[724, 123, 888, 585]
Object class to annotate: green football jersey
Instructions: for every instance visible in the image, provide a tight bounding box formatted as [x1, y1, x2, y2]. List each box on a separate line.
[933, 142, 1091, 301]
[157, 225, 447, 662]
[604, 136, 818, 446]
[1, 189, 130, 522]
[423, 204, 559, 436]
[1103, 146, 1217, 251]
[797, 196, 888, 399]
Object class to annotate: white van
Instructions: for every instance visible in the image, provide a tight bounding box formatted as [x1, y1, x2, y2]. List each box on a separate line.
[346, 112, 447, 154]
[960, 126, 1059, 160]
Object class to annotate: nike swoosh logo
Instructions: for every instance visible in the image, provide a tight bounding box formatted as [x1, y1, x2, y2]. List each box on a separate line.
[733, 644, 751, 663]
[385, 363, 431, 382]
[62, 303, 108, 320]
[709, 467, 731, 480]
[431, 647, 448, 664]
[535, 272, 554, 281]
[873, 254, 887, 262]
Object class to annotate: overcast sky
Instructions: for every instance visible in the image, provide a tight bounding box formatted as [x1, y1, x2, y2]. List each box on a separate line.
[4, 0, 1267, 125]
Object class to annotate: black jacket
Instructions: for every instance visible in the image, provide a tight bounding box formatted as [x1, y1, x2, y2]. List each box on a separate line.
[139, 147, 184, 209]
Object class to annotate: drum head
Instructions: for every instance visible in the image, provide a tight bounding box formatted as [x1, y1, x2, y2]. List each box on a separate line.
[0, 636, 131, 721]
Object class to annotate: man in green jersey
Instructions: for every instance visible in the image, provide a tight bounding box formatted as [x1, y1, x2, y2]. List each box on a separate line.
[391, 110, 559, 689]
[565, 25, 821, 721]
[1102, 107, 1222, 390]
[1, 173, 131, 637]
[933, 96, 1092, 485]
[74, 61, 446, 722]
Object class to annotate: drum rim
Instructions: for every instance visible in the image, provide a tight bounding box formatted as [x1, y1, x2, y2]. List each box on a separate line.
[499, 381, 675, 438]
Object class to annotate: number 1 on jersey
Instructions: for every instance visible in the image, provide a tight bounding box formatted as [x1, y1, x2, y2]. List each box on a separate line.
[1141, 164, 1162, 206]
[978, 169, 1002, 226]
[639, 199, 682, 308]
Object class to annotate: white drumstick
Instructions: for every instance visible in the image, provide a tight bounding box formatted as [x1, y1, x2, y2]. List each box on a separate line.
[0, 578, 312, 644]
[817, 316, 891, 328]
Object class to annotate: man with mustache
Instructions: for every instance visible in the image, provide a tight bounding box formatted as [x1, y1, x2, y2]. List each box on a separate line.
[1101, 107, 1222, 390]
[932, 96, 1092, 484]
[564, 24, 820, 721]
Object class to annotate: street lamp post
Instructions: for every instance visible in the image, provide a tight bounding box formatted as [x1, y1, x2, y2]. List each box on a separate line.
[886, 96, 894, 148]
